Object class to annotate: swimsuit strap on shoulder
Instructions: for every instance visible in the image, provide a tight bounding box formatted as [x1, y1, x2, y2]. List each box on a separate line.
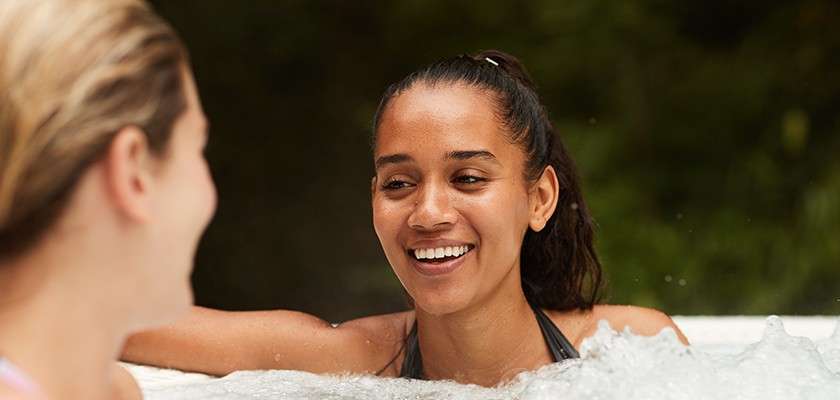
[0, 357, 42, 397]
[531, 305, 580, 361]
[399, 322, 423, 379]
[399, 305, 579, 379]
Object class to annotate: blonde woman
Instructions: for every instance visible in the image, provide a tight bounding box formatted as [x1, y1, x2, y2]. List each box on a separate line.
[0, 0, 216, 399]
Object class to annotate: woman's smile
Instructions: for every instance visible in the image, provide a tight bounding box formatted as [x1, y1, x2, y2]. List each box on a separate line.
[407, 241, 476, 276]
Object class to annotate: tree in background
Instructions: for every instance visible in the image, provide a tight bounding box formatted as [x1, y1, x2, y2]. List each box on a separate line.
[151, 0, 840, 318]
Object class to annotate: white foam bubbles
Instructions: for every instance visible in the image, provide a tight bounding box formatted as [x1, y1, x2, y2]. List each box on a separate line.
[134, 317, 840, 400]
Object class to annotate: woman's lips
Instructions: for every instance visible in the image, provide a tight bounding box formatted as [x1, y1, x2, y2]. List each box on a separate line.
[409, 247, 472, 277]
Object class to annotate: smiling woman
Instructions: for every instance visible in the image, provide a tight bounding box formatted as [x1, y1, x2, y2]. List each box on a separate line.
[121, 50, 687, 388]
[371, 56, 594, 316]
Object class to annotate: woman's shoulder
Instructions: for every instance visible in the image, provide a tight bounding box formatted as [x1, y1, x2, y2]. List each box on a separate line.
[0, 359, 41, 400]
[338, 310, 414, 336]
[553, 304, 689, 348]
[111, 363, 142, 400]
[0, 382, 38, 400]
[591, 304, 683, 335]
[335, 310, 415, 355]
[335, 311, 414, 376]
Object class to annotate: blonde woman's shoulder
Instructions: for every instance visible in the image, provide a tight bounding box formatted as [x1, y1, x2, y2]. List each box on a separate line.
[111, 363, 142, 400]
[0, 384, 38, 400]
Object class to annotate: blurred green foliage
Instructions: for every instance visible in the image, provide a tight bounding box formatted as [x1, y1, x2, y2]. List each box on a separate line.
[150, 0, 840, 319]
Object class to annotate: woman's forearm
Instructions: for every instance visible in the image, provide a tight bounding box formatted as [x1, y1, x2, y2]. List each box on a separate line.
[121, 306, 257, 375]
[120, 305, 377, 376]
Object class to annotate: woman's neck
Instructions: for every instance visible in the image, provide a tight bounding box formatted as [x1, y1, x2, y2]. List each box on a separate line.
[0, 248, 128, 400]
[414, 265, 555, 387]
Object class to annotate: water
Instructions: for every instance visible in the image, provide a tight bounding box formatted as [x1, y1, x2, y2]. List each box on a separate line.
[135, 316, 840, 400]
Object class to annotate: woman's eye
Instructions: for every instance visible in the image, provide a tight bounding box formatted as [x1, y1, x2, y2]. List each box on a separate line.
[382, 180, 412, 190]
[453, 175, 486, 185]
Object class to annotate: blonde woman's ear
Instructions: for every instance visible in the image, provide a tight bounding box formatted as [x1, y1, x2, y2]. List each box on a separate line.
[529, 165, 559, 232]
[103, 126, 154, 223]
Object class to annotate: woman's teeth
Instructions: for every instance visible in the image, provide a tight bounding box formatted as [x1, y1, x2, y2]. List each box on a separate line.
[413, 245, 471, 260]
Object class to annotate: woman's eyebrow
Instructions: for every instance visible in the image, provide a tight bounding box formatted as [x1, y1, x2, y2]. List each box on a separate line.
[446, 150, 500, 164]
[375, 153, 413, 169]
[375, 150, 500, 170]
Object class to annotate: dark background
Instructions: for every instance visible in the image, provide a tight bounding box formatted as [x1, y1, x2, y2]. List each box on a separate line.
[149, 0, 840, 321]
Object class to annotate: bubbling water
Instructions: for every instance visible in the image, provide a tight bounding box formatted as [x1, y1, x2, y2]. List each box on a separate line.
[520, 317, 840, 400]
[138, 317, 840, 400]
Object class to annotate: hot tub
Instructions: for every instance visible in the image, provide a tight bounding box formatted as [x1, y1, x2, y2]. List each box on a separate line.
[127, 315, 840, 400]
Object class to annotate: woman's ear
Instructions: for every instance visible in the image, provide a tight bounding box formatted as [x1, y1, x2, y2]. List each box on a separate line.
[103, 126, 153, 222]
[528, 165, 559, 232]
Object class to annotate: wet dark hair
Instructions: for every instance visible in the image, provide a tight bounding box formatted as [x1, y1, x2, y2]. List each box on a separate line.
[372, 50, 603, 311]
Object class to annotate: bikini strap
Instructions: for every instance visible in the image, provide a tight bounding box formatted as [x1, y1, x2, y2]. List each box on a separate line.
[399, 306, 578, 379]
[532, 305, 580, 361]
[0, 357, 42, 397]
[399, 322, 423, 379]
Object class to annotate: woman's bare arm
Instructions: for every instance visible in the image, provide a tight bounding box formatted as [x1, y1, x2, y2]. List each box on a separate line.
[121, 306, 408, 376]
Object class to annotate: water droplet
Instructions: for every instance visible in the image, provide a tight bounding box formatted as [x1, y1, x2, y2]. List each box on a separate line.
[664, 275, 673, 283]
[678, 279, 687, 286]
[570, 202, 579, 210]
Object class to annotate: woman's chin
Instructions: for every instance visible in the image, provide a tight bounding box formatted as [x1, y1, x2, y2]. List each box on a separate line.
[411, 290, 474, 316]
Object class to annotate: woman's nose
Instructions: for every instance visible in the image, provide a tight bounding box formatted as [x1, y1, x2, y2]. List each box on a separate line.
[407, 181, 457, 231]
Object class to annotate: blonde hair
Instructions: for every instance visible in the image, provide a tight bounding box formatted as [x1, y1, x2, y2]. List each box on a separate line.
[0, 0, 188, 259]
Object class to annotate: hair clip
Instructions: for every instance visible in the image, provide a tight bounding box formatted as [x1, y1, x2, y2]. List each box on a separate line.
[484, 57, 499, 66]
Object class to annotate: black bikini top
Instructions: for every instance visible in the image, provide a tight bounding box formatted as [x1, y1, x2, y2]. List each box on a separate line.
[399, 305, 579, 379]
